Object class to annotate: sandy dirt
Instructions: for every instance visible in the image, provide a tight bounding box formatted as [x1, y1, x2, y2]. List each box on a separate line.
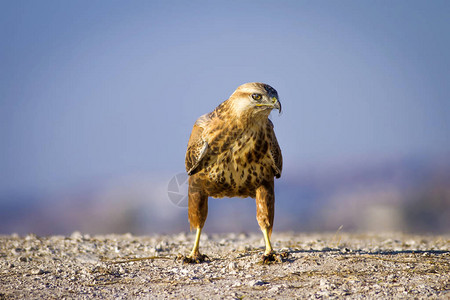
[0, 232, 449, 299]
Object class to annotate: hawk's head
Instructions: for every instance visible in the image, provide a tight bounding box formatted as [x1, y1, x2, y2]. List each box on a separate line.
[228, 82, 281, 118]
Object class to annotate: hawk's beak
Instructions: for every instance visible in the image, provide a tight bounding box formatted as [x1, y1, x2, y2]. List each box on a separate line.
[256, 97, 282, 113]
[272, 97, 281, 113]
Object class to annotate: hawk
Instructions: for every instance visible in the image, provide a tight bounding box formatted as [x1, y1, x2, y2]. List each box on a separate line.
[184, 82, 283, 263]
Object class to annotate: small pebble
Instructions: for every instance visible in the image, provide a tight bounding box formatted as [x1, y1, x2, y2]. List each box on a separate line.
[248, 280, 266, 287]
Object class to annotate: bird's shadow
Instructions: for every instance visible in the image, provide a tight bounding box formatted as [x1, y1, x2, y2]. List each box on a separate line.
[289, 248, 449, 255]
[233, 246, 449, 264]
[281, 248, 449, 263]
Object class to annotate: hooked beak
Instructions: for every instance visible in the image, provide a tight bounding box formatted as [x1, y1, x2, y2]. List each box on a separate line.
[272, 97, 281, 113]
[255, 97, 282, 113]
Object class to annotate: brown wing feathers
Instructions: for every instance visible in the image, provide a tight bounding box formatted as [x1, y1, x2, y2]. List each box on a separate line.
[185, 124, 208, 175]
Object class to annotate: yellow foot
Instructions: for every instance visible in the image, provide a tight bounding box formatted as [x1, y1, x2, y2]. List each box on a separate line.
[261, 251, 289, 264]
[179, 253, 210, 264]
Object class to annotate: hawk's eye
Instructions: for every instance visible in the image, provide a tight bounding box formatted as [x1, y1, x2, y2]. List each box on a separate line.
[252, 93, 262, 101]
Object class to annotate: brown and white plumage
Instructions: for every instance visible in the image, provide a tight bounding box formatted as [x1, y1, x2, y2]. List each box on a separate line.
[184, 82, 283, 263]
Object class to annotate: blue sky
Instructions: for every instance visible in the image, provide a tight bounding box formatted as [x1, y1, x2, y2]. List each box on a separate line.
[1, 0, 449, 194]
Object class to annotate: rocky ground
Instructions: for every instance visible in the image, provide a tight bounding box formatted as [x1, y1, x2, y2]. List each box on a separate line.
[0, 232, 449, 299]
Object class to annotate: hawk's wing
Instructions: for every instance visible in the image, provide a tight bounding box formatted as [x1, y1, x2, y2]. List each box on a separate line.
[185, 114, 210, 176]
[268, 119, 283, 178]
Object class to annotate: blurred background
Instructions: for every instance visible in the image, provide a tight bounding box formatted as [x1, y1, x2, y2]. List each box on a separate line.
[1, 1, 449, 236]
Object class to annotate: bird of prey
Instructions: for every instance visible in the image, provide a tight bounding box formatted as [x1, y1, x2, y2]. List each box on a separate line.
[184, 82, 283, 263]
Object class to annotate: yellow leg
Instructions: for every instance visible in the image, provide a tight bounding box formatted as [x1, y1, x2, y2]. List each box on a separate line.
[189, 227, 202, 258]
[262, 227, 273, 255]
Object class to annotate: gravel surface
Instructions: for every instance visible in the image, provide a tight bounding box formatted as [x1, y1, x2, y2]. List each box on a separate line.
[0, 232, 449, 299]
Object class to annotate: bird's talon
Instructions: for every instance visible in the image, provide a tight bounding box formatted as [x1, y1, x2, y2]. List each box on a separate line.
[261, 252, 288, 264]
[180, 253, 210, 264]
